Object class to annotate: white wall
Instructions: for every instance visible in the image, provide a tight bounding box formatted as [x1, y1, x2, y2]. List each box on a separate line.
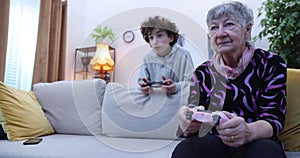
[67, 0, 269, 84]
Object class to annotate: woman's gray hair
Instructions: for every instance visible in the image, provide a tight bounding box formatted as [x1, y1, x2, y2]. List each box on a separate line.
[206, 1, 253, 29]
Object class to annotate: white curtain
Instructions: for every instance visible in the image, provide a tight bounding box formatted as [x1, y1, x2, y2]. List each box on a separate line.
[4, 0, 40, 91]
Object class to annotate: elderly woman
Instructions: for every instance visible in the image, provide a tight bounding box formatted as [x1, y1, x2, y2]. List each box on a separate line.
[172, 1, 287, 158]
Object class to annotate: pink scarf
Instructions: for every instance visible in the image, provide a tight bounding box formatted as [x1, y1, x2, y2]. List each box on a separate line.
[213, 42, 255, 79]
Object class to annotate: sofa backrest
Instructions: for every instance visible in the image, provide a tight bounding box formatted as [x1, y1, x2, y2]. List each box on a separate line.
[278, 68, 300, 151]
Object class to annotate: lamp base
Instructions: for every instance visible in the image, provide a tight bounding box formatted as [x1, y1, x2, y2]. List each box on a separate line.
[94, 71, 111, 83]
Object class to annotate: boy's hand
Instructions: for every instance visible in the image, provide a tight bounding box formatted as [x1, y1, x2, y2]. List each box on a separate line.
[162, 76, 176, 94]
[139, 78, 152, 94]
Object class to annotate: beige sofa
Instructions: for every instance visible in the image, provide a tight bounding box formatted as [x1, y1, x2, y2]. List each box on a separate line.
[278, 68, 300, 157]
[0, 79, 185, 158]
[0, 68, 299, 158]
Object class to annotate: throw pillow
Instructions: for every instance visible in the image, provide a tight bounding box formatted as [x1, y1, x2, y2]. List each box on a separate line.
[278, 68, 300, 151]
[101, 82, 189, 139]
[0, 81, 54, 141]
[33, 79, 106, 135]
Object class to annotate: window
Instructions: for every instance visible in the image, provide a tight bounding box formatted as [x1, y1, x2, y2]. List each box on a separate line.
[4, 0, 40, 91]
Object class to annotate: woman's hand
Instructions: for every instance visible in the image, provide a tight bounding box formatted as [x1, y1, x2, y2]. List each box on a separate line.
[216, 111, 252, 147]
[162, 76, 176, 94]
[214, 111, 274, 148]
[178, 106, 204, 137]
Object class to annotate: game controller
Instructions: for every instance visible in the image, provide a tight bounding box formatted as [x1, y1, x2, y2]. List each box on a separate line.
[186, 109, 229, 126]
[142, 81, 170, 88]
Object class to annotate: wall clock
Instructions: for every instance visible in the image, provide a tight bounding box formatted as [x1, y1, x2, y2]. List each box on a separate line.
[123, 30, 135, 43]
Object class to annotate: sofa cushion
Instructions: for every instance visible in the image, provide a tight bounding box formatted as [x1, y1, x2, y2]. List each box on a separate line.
[33, 79, 106, 135]
[0, 81, 54, 141]
[279, 68, 300, 151]
[102, 82, 189, 139]
[0, 134, 181, 158]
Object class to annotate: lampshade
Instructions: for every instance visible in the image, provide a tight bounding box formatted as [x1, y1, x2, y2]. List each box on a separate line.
[90, 43, 114, 72]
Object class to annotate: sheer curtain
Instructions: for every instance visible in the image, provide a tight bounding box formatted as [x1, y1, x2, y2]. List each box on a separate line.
[4, 0, 40, 91]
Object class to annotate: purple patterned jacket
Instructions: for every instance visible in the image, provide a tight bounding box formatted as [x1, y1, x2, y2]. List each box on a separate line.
[188, 49, 287, 139]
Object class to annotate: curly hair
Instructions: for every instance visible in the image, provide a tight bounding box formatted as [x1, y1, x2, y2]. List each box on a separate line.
[140, 16, 179, 46]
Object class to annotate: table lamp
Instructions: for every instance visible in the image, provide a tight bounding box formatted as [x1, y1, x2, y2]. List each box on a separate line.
[90, 43, 114, 82]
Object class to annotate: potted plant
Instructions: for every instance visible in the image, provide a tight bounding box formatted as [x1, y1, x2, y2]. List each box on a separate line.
[255, 0, 300, 68]
[90, 25, 116, 44]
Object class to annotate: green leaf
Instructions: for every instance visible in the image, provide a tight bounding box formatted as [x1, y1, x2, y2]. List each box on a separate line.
[254, 0, 300, 68]
[90, 25, 116, 43]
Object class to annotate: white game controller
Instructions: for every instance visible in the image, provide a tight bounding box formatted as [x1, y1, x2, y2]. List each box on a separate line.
[186, 109, 229, 125]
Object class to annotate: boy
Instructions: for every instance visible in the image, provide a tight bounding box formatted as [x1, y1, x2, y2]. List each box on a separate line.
[138, 16, 194, 94]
